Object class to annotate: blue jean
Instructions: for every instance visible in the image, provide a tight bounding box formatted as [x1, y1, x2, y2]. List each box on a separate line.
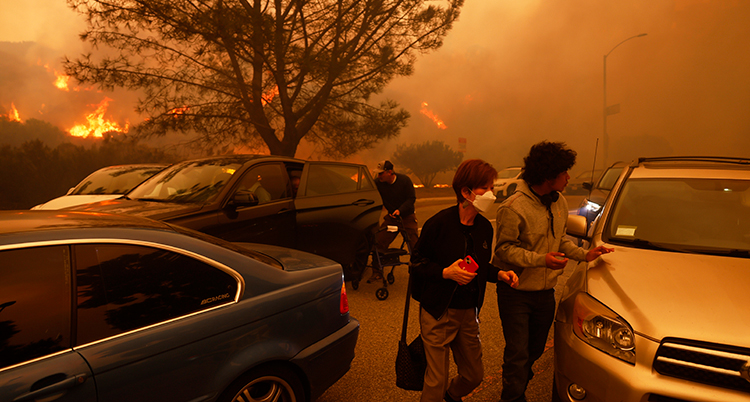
[496, 283, 556, 402]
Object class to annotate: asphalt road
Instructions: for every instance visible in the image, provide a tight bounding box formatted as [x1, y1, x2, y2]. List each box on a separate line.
[317, 194, 585, 402]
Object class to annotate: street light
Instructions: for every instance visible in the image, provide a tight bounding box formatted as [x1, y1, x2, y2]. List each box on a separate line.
[603, 33, 647, 167]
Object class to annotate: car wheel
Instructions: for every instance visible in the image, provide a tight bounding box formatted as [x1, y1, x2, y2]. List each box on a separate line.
[221, 365, 306, 402]
[506, 183, 517, 197]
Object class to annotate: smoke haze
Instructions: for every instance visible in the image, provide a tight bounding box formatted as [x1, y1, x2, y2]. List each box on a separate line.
[2, 0, 749, 175]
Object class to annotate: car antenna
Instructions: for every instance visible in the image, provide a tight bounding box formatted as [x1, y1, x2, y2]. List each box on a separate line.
[588, 138, 599, 198]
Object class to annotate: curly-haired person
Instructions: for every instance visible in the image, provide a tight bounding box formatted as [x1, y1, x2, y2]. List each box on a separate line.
[493, 141, 613, 402]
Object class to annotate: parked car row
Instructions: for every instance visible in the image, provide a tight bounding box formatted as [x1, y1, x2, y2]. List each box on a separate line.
[5, 154, 384, 401]
[44, 155, 384, 277]
[555, 156, 750, 402]
[14, 154, 750, 402]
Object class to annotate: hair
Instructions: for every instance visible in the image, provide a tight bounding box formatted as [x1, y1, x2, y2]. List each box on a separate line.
[452, 159, 498, 203]
[521, 141, 577, 186]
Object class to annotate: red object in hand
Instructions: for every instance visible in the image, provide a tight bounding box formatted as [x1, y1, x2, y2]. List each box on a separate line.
[459, 256, 479, 273]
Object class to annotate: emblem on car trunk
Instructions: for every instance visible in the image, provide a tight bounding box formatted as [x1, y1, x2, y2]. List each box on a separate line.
[741, 361, 750, 383]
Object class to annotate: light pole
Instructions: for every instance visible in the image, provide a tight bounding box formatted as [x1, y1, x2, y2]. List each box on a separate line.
[603, 33, 647, 167]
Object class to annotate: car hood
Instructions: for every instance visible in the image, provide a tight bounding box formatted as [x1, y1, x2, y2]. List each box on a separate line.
[587, 246, 749, 347]
[69, 198, 204, 220]
[32, 194, 123, 210]
[238, 243, 341, 272]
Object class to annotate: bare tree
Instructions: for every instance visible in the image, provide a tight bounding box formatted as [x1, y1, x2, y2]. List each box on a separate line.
[392, 140, 462, 188]
[63, 0, 464, 157]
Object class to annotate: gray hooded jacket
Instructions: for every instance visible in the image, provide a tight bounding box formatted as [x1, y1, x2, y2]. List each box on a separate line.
[493, 181, 587, 291]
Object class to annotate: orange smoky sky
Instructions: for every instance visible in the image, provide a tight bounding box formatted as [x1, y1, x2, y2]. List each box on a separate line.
[2, 1, 749, 171]
[373, 0, 750, 172]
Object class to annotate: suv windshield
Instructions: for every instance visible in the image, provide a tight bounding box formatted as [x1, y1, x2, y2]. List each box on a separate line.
[604, 177, 750, 254]
[129, 160, 242, 204]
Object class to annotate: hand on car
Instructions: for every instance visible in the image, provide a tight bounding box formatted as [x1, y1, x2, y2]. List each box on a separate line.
[586, 245, 614, 262]
[545, 252, 568, 270]
[499, 270, 519, 288]
[444, 259, 477, 285]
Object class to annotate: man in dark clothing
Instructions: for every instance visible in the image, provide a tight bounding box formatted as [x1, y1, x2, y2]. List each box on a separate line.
[370, 160, 419, 283]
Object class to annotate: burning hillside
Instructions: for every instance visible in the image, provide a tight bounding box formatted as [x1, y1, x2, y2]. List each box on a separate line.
[0, 42, 132, 141]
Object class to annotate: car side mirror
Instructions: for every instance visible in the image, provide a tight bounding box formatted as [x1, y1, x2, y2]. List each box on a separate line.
[566, 214, 589, 239]
[230, 190, 259, 208]
[582, 182, 593, 191]
[66, 187, 75, 195]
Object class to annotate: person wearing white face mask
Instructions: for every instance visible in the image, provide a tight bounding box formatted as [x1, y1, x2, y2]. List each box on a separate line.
[410, 159, 519, 402]
[470, 188, 496, 213]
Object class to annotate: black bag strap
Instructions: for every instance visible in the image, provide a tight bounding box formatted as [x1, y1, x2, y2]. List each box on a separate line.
[400, 266, 413, 343]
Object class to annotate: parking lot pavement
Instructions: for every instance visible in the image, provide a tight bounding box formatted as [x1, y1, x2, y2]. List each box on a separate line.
[317, 196, 579, 402]
[317, 258, 576, 402]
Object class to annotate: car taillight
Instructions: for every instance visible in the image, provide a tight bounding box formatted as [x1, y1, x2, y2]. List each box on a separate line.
[340, 282, 349, 314]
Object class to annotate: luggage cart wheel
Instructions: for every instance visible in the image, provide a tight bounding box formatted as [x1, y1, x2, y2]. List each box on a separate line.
[351, 279, 359, 290]
[376, 287, 389, 300]
[387, 272, 395, 284]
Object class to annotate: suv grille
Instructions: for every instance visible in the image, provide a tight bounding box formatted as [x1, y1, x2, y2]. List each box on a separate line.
[654, 339, 750, 393]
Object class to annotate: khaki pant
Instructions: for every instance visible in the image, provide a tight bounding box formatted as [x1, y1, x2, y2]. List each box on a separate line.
[419, 307, 483, 402]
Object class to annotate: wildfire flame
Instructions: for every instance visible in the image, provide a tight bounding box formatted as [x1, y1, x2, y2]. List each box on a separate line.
[68, 98, 129, 138]
[54, 73, 71, 91]
[170, 106, 190, 117]
[168, 85, 276, 118]
[420, 102, 447, 129]
[261, 86, 279, 106]
[6, 103, 21, 122]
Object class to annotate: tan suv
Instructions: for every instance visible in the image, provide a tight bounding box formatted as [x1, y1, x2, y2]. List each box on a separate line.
[555, 156, 750, 402]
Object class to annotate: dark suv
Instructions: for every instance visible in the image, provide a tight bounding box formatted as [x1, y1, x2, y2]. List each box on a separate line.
[71, 155, 382, 274]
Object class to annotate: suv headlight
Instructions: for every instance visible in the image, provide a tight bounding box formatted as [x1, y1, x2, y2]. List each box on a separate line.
[572, 293, 635, 364]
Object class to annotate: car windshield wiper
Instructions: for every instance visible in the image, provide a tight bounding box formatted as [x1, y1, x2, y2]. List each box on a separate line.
[609, 237, 688, 253]
[133, 197, 169, 203]
[679, 248, 750, 258]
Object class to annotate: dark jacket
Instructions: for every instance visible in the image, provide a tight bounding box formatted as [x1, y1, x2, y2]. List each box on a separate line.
[375, 173, 416, 216]
[411, 205, 499, 320]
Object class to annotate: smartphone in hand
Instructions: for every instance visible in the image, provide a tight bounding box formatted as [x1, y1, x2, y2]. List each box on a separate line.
[458, 255, 479, 273]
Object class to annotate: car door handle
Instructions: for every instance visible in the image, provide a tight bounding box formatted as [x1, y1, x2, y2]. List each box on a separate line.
[13, 373, 88, 402]
[352, 199, 375, 206]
